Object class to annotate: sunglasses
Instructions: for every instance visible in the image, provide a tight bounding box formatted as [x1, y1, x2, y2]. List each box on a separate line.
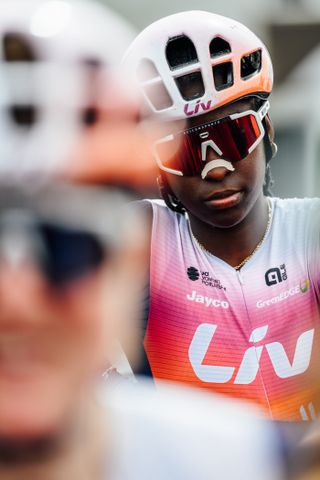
[153, 101, 270, 177]
[0, 183, 134, 287]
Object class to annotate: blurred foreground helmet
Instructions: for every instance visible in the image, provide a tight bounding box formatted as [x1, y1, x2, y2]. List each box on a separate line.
[123, 11, 273, 121]
[0, 0, 144, 181]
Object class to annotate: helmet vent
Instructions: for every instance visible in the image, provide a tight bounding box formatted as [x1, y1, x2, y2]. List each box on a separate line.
[3, 33, 36, 62]
[209, 37, 231, 58]
[137, 59, 159, 82]
[166, 35, 198, 70]
[241, 50, 261, 79]
[8, 105, 37, 127]
[81, 107, 99, 127]
[3, 33, 37, 127]
[143, 83, 173, 111]
[213, 62, 233, 91]
[137, 58, 173, 110]
[175, 72, 204, 101]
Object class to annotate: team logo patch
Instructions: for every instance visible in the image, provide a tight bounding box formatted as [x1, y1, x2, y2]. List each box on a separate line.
[187, 266, 200, 281]
[265, 264, 287, 286]
[186, 266, 226, 290]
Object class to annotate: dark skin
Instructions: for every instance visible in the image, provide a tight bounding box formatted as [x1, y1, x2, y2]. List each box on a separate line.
[165, 98, 275, 269]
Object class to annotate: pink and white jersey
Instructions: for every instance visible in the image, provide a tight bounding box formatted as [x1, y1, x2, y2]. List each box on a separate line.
[145, 197, 320, 421]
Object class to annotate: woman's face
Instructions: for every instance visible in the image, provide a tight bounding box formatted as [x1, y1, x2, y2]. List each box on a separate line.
[165, 98, 271, 229]
[0, 223, 145, 440]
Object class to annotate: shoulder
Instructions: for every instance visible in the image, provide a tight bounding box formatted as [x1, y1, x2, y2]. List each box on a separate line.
[131, 198, 184, 232]
[128, 199, 175, 263]
[271, 196, 320, 213]
[101, 379, 282, 480]
[271, 197, 320, 226]
[129, 198, 169, 221]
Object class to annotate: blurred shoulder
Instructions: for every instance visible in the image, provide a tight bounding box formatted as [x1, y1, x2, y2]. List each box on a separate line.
[98, 379, 282, 480]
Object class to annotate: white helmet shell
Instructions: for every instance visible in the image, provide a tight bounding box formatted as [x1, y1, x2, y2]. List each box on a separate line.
[0, 0, 136, 64]
[0, 0, 136, 177]
[123, 10, 273, 121]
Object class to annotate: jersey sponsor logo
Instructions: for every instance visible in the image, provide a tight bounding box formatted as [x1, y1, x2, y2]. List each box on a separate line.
[186, 266, 226, 290]
[188, 323, 314, 384]
[265, 263, 287, 286]
[187, 266, 200, 281]
[186, 290, 229, 309]
[300, 278, 309, 294]
[257, 279, 309, 309]
[184, 99, 212, 117]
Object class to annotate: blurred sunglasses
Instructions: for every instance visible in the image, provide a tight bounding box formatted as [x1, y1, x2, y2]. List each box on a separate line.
[153, 101, 270, 177]
[0, 184, 135, 286]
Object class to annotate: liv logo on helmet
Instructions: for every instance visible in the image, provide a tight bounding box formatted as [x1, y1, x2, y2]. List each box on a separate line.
[184, 100, 212, 116]
[188, 324, 314, 384]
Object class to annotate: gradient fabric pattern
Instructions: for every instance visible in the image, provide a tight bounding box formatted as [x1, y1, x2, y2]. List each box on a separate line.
[145, 198, 320, 421]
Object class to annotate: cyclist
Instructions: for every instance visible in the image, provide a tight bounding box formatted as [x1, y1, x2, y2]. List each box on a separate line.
[123, 10, 320, 422]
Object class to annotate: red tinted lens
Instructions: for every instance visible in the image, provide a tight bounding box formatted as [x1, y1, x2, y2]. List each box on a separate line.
[155, 112, 262, 176]
[154, 132, 203, 176]
[210, 113, 261, 162]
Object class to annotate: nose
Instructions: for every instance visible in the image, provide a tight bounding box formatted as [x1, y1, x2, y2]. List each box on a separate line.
[201, 159, 235, 181]
[0, 259, 48, 328]
[0, 247, 47, 328]
[201, 141, 234, 181]
[204, 166, 230, 181]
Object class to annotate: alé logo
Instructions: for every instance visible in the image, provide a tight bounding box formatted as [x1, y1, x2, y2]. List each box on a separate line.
[188, 324, 314, 384]
[184, 99, 212, 117]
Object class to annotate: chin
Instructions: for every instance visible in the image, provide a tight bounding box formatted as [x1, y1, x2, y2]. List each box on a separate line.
[205, 209, 246, 229]
[0, 375, 78, 440]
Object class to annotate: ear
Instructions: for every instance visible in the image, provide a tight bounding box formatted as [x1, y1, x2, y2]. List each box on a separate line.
[157, 174, 164, 190]
[264, 114, 274, 143]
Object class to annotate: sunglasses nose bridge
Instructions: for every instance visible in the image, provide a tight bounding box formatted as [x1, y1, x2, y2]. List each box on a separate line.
[199, 137, 233, 181]
[204, 166, 231, 182]
[200, 138, 223, 163]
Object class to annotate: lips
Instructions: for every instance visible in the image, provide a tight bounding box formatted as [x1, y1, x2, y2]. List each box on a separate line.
[205, 189, 239, 200]
[204, 189, 243, 209]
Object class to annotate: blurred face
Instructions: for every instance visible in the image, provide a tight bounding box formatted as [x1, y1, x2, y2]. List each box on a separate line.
[0, 202, 146, 441]
[165, 98, 272, 229]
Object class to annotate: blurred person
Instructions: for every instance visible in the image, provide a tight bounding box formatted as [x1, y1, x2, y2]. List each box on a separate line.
[0, 0, 157, 188]
[292, 431, 320, 480]
[0, 182, 283, 480]
[0, 2, 285, 480]
[0, 181, 284, 480]
[0, 0, 157, 373]
[123, 11, 320, 423]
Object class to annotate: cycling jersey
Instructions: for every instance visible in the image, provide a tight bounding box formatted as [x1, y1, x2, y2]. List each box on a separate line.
[144, 197, 320, 421]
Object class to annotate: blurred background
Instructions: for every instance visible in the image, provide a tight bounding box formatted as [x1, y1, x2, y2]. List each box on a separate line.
[97, 0, 320, 199]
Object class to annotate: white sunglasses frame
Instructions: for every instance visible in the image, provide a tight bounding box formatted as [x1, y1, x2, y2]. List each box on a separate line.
[153, 100, 270, 177]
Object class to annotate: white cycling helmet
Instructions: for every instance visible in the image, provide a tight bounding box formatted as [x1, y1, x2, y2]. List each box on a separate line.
[0, 0, 136, 177]
[123, 10, 273, 121]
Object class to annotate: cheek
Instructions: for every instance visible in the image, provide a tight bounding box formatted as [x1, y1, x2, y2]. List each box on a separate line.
[249, 145, 266, 189]
[49, 270, 115, 368]
[236, 143, 266, 193]
[165, 175, 197, 206]
[50, 249, 147, 371]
